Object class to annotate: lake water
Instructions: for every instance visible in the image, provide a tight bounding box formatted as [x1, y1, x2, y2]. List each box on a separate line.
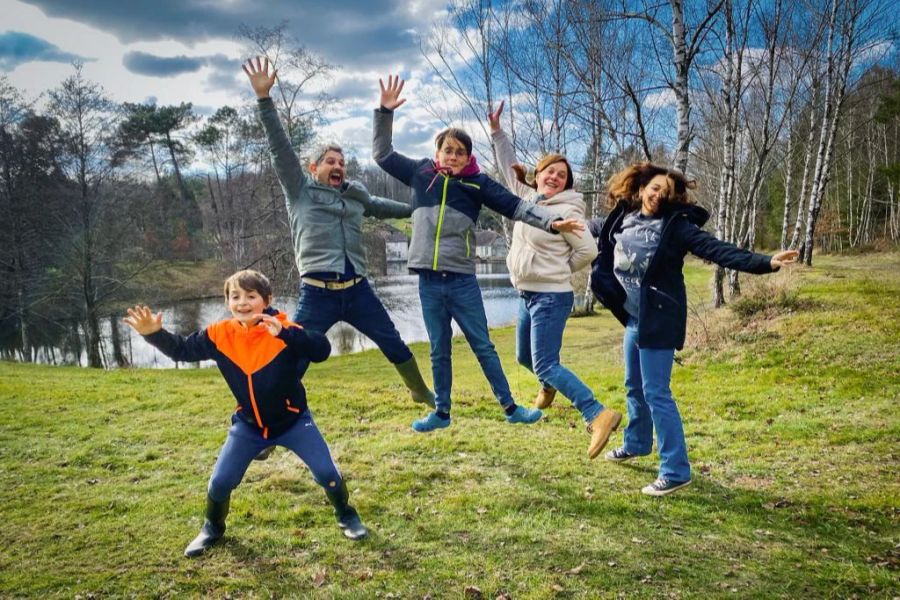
[13, 267, 521, 368]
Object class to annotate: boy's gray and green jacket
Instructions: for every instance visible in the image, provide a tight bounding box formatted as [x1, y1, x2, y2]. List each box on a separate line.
[258, 98, 413, 277]
[372, 107, 561, 274]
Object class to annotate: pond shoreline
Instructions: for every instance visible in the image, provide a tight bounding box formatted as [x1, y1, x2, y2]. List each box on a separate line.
[4, 266, 521, 369]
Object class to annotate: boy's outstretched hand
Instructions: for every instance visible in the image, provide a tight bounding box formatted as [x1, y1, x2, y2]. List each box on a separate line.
[770, 249, 799, 269]
[551, 218, 586, 237]
[123, 305, 163, 336]
[243, 56, 277, 100]
[255, 314, 284, 337]
[379, 75, 406, 111]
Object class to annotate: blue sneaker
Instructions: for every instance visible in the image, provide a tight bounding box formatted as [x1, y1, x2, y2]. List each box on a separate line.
[411, 411, 451, 433]
[506, 405, 543, 424]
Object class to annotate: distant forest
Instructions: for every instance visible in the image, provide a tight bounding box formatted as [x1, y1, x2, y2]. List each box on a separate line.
[1, 0, 898, 366]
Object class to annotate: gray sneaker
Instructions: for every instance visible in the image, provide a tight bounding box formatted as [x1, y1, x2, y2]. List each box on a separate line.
[604, 447, 638, 462]
[641, 478, 692, 496]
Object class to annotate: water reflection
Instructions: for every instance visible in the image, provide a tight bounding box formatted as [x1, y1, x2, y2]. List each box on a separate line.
[3, 264, 519, 368]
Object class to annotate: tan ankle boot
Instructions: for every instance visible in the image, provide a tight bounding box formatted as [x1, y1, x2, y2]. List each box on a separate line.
[587, 408, 623, 459]
[534, 387, 556, 409]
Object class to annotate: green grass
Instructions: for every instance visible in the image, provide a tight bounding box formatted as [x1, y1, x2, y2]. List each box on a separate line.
[1, 254, 898, 599]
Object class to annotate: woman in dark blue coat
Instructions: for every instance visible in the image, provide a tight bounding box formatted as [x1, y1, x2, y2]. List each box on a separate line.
[590, 162, 798, 496]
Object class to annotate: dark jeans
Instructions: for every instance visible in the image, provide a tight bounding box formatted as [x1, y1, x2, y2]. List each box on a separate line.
[293, 278, 413, 374]
[207, 411, 341, 502]
[622, 316, 691, 482]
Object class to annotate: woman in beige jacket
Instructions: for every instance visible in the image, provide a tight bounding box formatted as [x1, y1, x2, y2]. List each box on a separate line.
[489, 102, 622, 458]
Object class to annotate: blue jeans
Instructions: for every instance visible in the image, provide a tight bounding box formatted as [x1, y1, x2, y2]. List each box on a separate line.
[516, 291, 603, 424]
[207, 411, 342, 502]
[293, 278, 413, 375]
[418, 272, 514, 413]
[622, 317, 691, 482]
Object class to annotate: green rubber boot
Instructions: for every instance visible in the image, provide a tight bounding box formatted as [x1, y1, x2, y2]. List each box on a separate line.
[184, 495, 229, 558]
[324, 480, 368, 541]
[395, 356, 435, 408]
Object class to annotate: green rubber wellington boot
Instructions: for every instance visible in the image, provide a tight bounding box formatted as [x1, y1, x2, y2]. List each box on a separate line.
[184, 495, 229, 558]
[394, 356, 435, 408]
[324, 480, 368, 541]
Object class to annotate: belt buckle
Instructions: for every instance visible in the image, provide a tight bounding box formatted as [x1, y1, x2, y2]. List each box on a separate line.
[326, 277, 359, 290]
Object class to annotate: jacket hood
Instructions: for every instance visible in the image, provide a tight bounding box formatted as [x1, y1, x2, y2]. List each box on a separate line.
[433, 154, 481, 178]
[536, 188, 585, 212]
[341, 180, 369, 201]
[665, 203, 710, 227]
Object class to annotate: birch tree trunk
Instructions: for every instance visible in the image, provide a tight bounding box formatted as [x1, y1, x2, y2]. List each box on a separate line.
[780, 124, 795, 249]
[802, 0, 859, 265]
[713, 0, 741, 307]
[671, 0, 692, 173]
[790, 77, 822, 249]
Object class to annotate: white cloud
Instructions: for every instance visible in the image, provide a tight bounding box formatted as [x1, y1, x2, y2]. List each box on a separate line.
[643, 88, 676, 110]
[853, 39, 893, 66]
[2, 1, 251, 110]
[1, 0, 467, 166]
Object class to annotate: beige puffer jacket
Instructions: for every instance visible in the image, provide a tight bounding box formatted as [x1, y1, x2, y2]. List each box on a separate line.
[492, 129, 598, 292]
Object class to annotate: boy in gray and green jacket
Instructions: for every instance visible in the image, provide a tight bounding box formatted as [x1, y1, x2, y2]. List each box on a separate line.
[243, 57, 434, 412]
[372, 75, 584, 433]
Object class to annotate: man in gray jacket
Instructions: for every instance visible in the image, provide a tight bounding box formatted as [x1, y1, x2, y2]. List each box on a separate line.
[243, 56, 434, 408]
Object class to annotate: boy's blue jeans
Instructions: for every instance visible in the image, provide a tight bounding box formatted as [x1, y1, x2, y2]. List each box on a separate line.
[418, 272, 514, 414]
[515, 291, 603, 424]
[622, 317, 691, 482]
[293, 278, 413, 373]
[207, 411, 341, 503]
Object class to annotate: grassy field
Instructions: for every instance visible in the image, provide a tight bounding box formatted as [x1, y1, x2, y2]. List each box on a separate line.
[0, 254, 897, 599]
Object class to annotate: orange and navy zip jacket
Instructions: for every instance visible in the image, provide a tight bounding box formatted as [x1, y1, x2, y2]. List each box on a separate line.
[143, 306, 331, 439]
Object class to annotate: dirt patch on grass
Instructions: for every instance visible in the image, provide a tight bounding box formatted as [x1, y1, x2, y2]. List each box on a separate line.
[733, 475, 774, 490]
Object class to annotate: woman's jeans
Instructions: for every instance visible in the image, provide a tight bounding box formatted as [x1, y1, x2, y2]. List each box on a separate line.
[622, 316, 691, 482]
[418, 272, 514, 414]
[516, 291, 603, 423]
[207, 411, 342, 502]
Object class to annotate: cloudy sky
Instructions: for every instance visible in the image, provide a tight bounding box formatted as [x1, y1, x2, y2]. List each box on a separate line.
[0, 0, 466, 162]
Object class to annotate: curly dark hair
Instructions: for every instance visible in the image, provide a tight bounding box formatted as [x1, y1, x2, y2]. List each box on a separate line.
[606, 161, 697, 214]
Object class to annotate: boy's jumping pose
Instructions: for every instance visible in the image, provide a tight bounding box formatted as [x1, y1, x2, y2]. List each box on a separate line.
[124, 270, 367, 557]
[372, 75, 585, 432]
[242, 57, 434, 410]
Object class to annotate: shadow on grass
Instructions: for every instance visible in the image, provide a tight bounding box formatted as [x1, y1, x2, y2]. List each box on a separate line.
[205, 514, 424, 575]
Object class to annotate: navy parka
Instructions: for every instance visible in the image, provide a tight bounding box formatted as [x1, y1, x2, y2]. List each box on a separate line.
[590, 201, 776, 350]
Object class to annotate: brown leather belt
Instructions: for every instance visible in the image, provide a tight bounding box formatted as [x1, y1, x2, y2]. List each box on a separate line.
[301, 276, 363, 290]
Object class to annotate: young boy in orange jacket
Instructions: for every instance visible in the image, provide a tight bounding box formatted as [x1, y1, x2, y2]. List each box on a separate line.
[124, 269, 367, 557]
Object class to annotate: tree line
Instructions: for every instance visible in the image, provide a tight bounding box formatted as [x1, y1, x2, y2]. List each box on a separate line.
[1, 3, 898, 366]
[423, 0, 898, 307]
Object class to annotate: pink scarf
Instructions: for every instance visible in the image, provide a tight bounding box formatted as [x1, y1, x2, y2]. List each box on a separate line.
[426, 155, 481, 191]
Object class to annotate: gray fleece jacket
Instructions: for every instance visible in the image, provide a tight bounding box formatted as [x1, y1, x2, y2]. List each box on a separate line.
[258, 98, 413, 277]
